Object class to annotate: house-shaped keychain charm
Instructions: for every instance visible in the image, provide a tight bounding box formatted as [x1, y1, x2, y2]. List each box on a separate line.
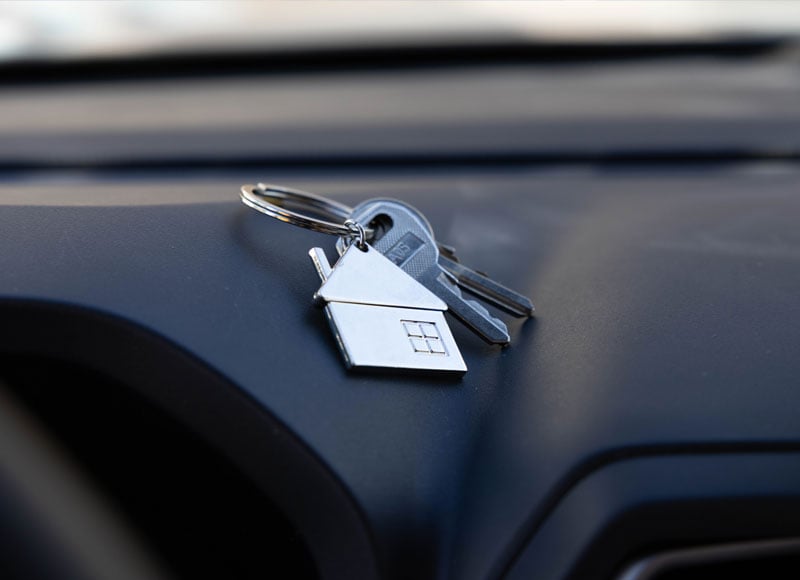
[309, 243, 467, 374]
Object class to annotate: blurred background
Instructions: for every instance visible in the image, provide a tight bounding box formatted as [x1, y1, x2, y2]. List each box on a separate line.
[0, 0, 798, 202]
[1, 1, 800, 61]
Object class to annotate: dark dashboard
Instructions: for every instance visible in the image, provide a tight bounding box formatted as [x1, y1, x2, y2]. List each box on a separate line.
[1, 37, 800, 580]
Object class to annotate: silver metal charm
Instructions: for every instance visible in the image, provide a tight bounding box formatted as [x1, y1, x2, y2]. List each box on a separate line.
[309, 242, 467, 374]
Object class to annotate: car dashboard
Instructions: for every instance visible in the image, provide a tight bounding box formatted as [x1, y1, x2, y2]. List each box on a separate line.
[1, 41, 800, 580]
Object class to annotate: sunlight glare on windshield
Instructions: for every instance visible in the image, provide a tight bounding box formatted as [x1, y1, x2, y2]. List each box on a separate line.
[0, 1, 798, 63]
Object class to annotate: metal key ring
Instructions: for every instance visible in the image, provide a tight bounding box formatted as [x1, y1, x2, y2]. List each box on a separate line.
[240, 183, 373, 239]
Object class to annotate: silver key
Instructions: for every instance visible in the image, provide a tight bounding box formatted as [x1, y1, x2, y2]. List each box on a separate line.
[337, 198, 534, 317]
[339, 200, 511, 345]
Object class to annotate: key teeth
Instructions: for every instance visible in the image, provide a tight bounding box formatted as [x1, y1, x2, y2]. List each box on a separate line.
[464, 298, 510, 344]
[443, 270, 510, 344]
[466, 298, 507, 328]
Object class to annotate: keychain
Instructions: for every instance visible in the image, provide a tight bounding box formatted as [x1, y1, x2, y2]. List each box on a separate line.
[240, 183, 535, 374]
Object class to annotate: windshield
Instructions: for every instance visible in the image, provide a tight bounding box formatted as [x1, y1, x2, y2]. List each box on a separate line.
[1, 0, 799, 63]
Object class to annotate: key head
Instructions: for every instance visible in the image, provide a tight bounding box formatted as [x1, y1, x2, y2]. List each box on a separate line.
[338, 199, 443, 280]
[336, 197, 460, 261]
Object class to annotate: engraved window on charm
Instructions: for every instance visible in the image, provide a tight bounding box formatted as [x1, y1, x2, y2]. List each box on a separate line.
[402, 321, 447, 355]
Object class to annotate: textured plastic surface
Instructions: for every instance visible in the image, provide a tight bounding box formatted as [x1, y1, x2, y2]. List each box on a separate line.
[1, 168, 800, 578]
[506, 453, 800, 579]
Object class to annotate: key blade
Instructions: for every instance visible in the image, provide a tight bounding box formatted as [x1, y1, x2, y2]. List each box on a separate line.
[434, 273, 511, 345]
[440, 256, 534, 317]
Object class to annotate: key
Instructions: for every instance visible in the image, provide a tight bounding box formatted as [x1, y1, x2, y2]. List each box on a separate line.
[337, 198, 534, 317]
[340, 200, 512, 345]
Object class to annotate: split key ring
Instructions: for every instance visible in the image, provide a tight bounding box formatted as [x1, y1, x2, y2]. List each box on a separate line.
[240, 182, 375, 241]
